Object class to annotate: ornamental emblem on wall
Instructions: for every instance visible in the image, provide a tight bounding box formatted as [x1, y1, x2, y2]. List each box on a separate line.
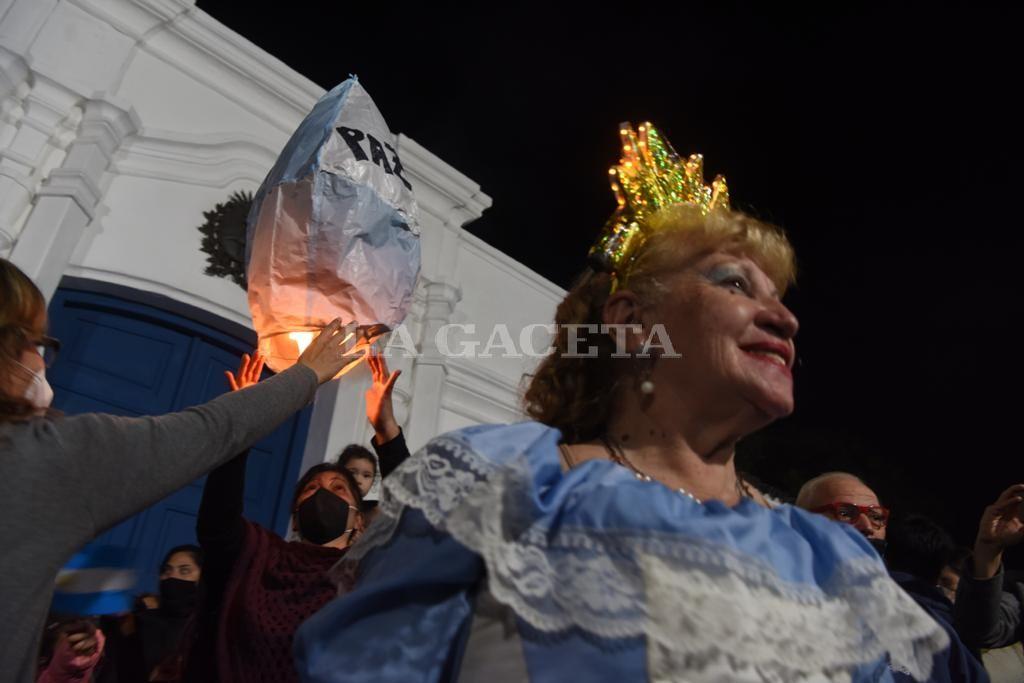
[198, 190, 252, 290]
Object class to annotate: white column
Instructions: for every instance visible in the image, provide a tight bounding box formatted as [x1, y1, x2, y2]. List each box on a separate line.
[0, 76, 84, 252]
[9, 97, 138, 298]
[404, 279, 461, 451]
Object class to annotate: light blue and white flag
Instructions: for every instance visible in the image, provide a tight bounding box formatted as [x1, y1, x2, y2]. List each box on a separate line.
[52, 544, 137, 616]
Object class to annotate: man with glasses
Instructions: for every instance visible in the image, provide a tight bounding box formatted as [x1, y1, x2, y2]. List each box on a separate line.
[796, 472, 889, 551]
[798, 473, 990, 681]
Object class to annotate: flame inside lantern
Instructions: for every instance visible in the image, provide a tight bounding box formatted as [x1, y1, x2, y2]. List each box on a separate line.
[288, 331, 316, 355]
[259, 324, 389, 379]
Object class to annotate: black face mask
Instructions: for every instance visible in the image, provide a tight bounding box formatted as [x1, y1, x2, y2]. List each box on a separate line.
[296, 488, 355, 545]
[159, 577, 198, 617]
[869, 537, 888, 558]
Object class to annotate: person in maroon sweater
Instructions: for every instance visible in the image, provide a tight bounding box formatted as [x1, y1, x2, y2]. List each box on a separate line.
[185, 349, 409, 683]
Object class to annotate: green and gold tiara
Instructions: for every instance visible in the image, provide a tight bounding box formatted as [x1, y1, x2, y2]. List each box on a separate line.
[587, 122, 730, 282]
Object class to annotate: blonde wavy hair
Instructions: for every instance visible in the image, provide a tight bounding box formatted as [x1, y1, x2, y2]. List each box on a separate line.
[523, 207, 796, 443]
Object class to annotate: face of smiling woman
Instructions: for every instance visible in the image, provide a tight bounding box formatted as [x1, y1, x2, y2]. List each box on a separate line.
[645, 250, 799, 429]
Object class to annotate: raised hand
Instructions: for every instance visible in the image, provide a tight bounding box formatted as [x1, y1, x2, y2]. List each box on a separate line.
[225, 352, 265, 392]
[297, 319, 367, 384]
[973, 483, 1024, 578]
[365, 346, 401, 443]
[65, 628, 102, 658]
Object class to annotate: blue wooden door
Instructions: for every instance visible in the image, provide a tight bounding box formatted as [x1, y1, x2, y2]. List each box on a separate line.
[47, 288, 312, 591]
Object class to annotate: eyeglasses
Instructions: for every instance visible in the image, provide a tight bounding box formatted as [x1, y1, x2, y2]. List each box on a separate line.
[31, 335, 61, 368]
[811, 502, 890, 528]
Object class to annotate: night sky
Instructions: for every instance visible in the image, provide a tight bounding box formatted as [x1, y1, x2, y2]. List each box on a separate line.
[197, 3, 1021, 548]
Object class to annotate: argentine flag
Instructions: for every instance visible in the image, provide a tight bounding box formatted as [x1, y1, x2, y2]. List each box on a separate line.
[52, 544, 137, 616]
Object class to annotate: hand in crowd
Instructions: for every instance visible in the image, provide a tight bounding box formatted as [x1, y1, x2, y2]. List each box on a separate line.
[225, 352, 265, 392]
[298, 319, 367, 384]
[62, 627, 102, 659]
[365, 347, 401, 444]
[43, 622, 105, 679]
[972, 483, 1024, 579]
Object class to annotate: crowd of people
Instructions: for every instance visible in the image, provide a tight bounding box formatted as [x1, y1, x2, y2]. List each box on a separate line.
[2, 126, 1022, 681]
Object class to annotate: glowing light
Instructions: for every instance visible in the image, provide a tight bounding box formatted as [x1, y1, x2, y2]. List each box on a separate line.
[587, 122, 731, 277]
[289, 331, 315, 354]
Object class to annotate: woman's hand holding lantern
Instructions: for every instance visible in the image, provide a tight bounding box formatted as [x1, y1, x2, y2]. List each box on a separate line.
[297, 319, 367, 384]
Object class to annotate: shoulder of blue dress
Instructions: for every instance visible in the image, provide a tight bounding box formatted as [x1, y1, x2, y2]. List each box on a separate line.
[417, 424, 885, 571]
[425, 421, 563, 467]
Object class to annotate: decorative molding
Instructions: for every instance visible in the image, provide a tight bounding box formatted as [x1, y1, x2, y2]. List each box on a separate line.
[114, 129, 275, 187]
[71, 98, 140, 159]
[414, 278, 462, 367]
[35, 97, 140, 217]
[36, 167, 102, 219]
[67, 0, 190, 41]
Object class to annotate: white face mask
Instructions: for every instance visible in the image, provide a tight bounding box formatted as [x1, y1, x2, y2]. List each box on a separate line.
[14, 360, 54, 411]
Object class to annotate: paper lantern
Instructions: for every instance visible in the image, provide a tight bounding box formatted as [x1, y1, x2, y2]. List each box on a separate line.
[246, 78, 420, 372]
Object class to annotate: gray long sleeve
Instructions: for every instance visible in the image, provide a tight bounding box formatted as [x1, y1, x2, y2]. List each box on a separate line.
[954, 565, 1024, 649]
[0, 364, 318, 683]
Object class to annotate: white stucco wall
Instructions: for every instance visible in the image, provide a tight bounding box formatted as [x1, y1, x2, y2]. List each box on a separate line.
[0, 0, 564, 476]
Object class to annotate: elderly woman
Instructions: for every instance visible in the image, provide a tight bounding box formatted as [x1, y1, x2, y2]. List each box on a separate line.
[294, 124, 947, 681]
[0, 258, 365, 683]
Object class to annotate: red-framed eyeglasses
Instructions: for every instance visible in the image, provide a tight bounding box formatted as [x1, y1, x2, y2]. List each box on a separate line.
[811, 502, 890, 527]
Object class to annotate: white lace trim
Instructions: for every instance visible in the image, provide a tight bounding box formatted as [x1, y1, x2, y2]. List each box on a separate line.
[341, 434, 948, 681]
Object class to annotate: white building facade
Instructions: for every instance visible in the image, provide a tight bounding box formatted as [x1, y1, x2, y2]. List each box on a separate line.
[0, 0, 563, 485]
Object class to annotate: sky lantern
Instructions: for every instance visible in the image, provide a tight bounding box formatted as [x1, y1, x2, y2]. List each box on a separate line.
[246, 77, 420, 373]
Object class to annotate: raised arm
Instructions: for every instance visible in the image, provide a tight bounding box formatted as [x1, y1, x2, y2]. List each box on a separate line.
[954, 484, 1024, 648]
[364, 348, 409, 477]
[195, 353, 265, 589]
[54, 319, 367, 538]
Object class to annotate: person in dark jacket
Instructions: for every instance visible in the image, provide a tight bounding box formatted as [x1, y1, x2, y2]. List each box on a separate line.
[886, 514, 990, 682]
[92, 545, 204, 681]
[954, 484, 1024, 650]
[184, 348, 410, 683]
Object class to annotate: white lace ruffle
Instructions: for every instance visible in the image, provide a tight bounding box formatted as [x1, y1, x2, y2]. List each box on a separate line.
[341, 434, 948, 682]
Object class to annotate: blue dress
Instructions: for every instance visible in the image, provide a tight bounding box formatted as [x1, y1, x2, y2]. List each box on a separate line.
[295, 422, 948, 682]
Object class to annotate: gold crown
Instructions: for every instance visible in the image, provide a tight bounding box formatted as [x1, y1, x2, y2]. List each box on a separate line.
[588, 122, 730, 281]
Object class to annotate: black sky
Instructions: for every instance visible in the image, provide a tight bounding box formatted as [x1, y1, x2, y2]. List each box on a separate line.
[197, 2, 1022, 547]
